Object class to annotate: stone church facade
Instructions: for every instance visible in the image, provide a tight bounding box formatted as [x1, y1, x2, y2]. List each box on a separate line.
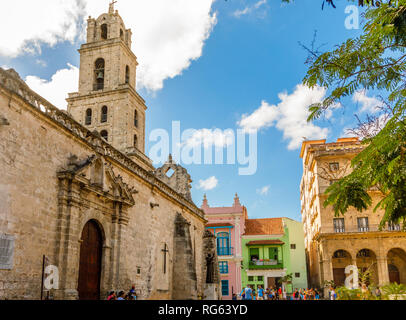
[0, 4, 219, 300]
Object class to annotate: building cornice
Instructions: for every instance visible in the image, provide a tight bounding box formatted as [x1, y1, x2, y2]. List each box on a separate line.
[79, 38, 138, 66]
[67, 84, 146, 109]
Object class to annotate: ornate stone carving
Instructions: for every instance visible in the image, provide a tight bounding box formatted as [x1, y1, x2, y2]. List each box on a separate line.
[58, 154, 136, 208]
[155, 155, 193, 202]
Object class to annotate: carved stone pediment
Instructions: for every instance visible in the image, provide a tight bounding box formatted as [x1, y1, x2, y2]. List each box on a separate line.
[58, 154, 136, 206]
[155, 155, 193, 202]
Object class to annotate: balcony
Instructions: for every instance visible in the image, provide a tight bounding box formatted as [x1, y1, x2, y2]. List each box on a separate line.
[217, 247, 234, 256]
[321, 223, 404, 234]
[247, 260, 284, 270]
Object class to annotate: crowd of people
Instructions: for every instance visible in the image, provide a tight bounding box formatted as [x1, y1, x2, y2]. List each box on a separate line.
[107, 285, 137, 301]
[236, 285, 322, 300]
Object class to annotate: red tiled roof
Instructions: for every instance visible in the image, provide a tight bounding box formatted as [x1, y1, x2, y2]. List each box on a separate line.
[206, 223, 233, 228]
[246, 240, 284, 246]
[244, 218, 284, 236]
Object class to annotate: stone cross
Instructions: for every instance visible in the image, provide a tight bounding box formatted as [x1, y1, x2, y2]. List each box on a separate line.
[109, 1, 117, 13]
[162, 243, 169, 274]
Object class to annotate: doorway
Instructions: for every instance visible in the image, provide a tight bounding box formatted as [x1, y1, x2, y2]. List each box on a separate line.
[78, 220, 103, 300]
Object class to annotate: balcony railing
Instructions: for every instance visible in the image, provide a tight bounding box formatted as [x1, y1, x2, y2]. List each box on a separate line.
[334, 227, 345, 233]
[217, 247, 234, 256]
[321, 223, 404, 234]
[246, 260, 284, 270]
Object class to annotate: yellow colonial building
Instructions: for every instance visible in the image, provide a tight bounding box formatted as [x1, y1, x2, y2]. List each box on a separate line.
[300, 138, 406, 291]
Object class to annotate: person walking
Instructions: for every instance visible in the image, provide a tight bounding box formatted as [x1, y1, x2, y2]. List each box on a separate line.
[257, 286, 264, 300]
[107, 291, 116, 301]
[240, 285, 253, 300]
[375, 287, 382, 300]
[330, 287, 337, 301]
[117, 291, 126, 300]
[265, 288, 270, 300]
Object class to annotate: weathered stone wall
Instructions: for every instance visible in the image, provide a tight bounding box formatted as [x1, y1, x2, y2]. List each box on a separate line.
[0, 75, 206, 300]
[172, 214, 198, 300]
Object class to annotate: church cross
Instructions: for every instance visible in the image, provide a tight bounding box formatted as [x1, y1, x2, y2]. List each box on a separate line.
[109, 1, 118, 13]
[162, 244, 169, 274]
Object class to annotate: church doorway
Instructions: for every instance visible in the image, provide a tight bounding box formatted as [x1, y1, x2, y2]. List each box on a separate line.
[78, 220, 103, 300]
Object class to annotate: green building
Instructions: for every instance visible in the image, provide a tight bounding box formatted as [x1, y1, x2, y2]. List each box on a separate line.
[241, 218, 308, 294]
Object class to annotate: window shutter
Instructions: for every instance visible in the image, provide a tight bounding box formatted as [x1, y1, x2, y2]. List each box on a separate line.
[0, 234, 15, 270]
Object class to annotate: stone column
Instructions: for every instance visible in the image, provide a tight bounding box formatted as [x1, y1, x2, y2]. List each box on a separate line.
[109, 202, 129, 292]
[100, 245, 112, 298]
[321, 258, 333, 297]
[55, 178, 81, 300]
[322, 258, 334, 282]
[377, 256, 390, 286]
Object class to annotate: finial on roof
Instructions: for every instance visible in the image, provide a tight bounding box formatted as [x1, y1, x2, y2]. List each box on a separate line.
[109, 0, 117, 14]
[202, 194, 209, 209]
[168, 154, 173, 164]
[234, 193, 241, 207]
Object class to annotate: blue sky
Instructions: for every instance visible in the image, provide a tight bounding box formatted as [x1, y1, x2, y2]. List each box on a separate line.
[0, 0, 380, 221]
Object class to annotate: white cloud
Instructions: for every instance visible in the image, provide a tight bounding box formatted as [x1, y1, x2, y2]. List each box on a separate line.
[35, 59, 47, 68]
[233, 0, 268, 18]
[25, 64, 79, 109]
[197, 176, 218, 191]
[238, 84, 330, 150]
[0, 1, 82, 57]
[0, 0, 217, 91]
[182, 128, 234, 149]
[353, 90, 383, 114]
[257, 185, 270, 196]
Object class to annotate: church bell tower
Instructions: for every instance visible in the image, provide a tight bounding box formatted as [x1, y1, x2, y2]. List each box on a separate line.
[67, 2, 146, 156]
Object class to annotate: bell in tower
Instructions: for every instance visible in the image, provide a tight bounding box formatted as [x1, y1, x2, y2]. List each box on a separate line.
[67, 3, 150, 170]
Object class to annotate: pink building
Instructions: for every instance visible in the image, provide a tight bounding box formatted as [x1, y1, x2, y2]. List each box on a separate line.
[202, 194, 247, 300]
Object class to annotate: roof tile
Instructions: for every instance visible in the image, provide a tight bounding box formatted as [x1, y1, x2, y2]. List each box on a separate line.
[244, 218, 284, 236]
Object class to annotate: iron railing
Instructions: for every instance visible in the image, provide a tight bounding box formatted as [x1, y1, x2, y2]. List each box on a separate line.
[217, 247, 234, 256]
[246, 260, 284, 270]
[321, 223, 404, 234]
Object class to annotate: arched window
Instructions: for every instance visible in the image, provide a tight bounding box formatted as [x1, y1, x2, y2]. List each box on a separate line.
[100, 130, 108, 141]
[134, 109, 138, 128]
[125, 66, 130, 84]
[333, 250, 349, 259]
[85, 108, 92, 125]
[94, 58, 105, 91]
[120, 29, 124, 40]
[101, 24, 108, 40]
[134, 134, 138, 149]
[101, 106, 108, 123]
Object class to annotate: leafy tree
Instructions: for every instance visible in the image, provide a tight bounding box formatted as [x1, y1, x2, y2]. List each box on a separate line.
[288, 0, 406, 226]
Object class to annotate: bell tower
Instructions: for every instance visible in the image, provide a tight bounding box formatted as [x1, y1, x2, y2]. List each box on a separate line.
[67, 2, 147, 157]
